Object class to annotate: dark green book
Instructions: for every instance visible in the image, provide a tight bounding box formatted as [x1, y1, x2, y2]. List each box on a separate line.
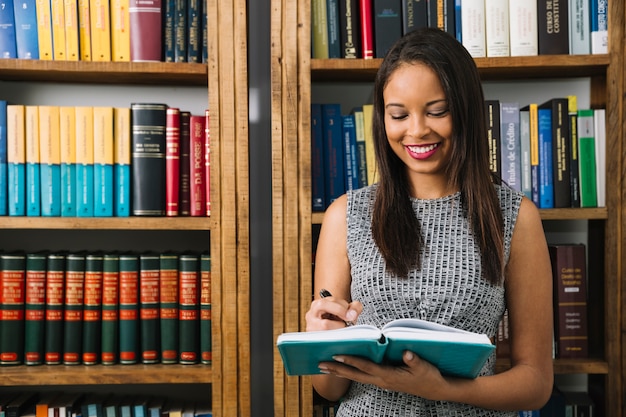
[83, 253, 104, 365]
[24, 252, 47, 365]
[0, 252, 26, 365]
[174, 0, 187, 62]
[200, 252, 211, 364]
[159, 253, 179, 364]
[119, 253, 139, 364]
[44, 253, 66, 364]
[186, 0, 201, 62]
[5, 392, 38, 417]
[178, 253, 199, 364]
[140, 252, 160, 363]
[101, 253, 120, 365]
[63, 252, 86, 365]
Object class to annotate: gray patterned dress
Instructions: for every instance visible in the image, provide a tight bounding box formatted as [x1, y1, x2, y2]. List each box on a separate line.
[336, 183, 522, 417]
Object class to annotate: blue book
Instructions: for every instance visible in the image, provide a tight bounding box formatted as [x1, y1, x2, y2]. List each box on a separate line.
[186, 0, 201, 62]
[321, 103, 345, 207]
[174, 0, 187, 62]
[326, 0, 340, 58]
[590, 0, 608, 54]
[25, 106, 40, 216]
[0, 0, 17, 58]
[499, 102, 521, 192]
[7, 104, 25, 216]
[12, 0, 38, 59]
[311, 104, 326, 211]
[454, 0, 462, 42]
[163, 0, 176, 61]
[277, 318, 494, 378]
[39, 106, 61, 217]
[341, 114, 359, 191]
[537, 108, 554, 209]
[0, 100, 7, 215]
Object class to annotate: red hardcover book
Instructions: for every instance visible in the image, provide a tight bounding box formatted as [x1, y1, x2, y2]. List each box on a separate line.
[178, 111, 191, 216]
[0, 253, 26, 365]
[166, 108, 181, 216]
[359, 0, 374, 59]
[549, 244, 588, 358]
[129, 0, 162, 61]
[189, 115, 206, 217]
[203, 109, 210, 216]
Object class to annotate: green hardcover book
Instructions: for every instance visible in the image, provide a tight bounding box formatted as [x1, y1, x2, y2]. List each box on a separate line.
[0, 252, 26, 365]
[24, 252, 47, 365]
[577, 109, 597, 208]
[159, 253, 179, 364]
[63, 253, 86, 365]
[200, 253, 211, 364]
[83, 253, 104, 365]
[178, 253, 199, 364]
[119, 254, 139, 364]
[101, 253, 120, 365]
[139, 252, 160, 364]
[44, 253, 66, 365]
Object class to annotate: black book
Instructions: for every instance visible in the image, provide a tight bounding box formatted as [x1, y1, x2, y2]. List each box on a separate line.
[537, 0, 569, 55]
[485, 100, 501, 178]
[373, 0, 403, 58]
[6, 393, 38, 417]
[338, 0, 361, 58]
[426, 0, 454, 36]
[402, 0, 427, 35]
[131, 103, 168, 216]
[539, 98, 571, 208]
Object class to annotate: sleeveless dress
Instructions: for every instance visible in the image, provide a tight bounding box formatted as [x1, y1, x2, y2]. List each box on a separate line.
[336, 183, 522, 417]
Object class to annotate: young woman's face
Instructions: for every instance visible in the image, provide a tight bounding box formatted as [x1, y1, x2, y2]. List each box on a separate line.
[383, 62, 454, 189]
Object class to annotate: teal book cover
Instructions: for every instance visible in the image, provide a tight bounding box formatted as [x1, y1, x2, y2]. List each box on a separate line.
[26, 162, 40, 215]
[94, 163, 113, 216]
[114, 163, 130, 216]
[61, 163, 76, 216]
[40, 163, 61, 216]
[277, 318, 494, 378]
[76, 163, 94, 216]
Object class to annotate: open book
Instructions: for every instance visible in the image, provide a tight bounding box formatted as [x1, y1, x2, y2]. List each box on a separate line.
[277, 318, 495, 378]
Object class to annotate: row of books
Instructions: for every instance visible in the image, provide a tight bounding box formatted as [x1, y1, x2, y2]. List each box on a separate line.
[530, 388, 595, 416]
[0, 0, 207, 62]
[0, 101, 210, 217]
[311, 98, 606, 212]
[0, 392, 212, 417]
[313, 0, 608, 60]
[0, 251, 211, 366]
[496, 244, 589, 360]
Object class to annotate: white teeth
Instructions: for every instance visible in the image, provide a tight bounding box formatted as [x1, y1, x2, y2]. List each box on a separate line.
[407, 144, 438, 154]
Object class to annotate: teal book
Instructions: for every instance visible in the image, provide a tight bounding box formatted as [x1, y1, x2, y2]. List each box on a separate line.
[0, 252, 26, 365]
[83, 253, 103, 365]
[63, 253, 85, 365]
[12, 0, 38, 59]
[60, 106, 76, 217]
[0, 100, 7, 215]
[119, 253, 139, 364]
[277, 318, 495, 378]
[76, 162, 94, 216]
[24, 252, 47, 365]
[93, 107, 114, 217]
[0, 0, 17, 58]
[39, 106, 62, 217]
[101, 253, 120, 365]
[114, 107, 131, 217]
[76, 106, 94, 217]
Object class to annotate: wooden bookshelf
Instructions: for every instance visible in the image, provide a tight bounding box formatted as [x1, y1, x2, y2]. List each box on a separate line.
[0, 217, 215, 230]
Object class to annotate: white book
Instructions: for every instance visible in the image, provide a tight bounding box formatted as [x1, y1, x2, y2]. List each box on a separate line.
[485, 0, 509, 57]
[508, 0, 538, 56]
[461, 0, 486, 58]
[519, 107, 532, 199]
[590, 0, 608, 54]
[569, 0, 590, 55]
[594, 109, 605, 207]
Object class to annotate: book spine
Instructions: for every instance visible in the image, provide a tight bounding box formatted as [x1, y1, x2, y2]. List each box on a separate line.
[361, 103, 376, 184]
[341, 114, 359, 191]
[402, 0, 427, 35]
[373, 0, 402, 58]
[568, 0, 589, 55]
[114, 107, 131, 217]
[178, 253, 199, 364]
[50, 0, 66, 59]
[528, 103, 540, 206]
[311, 104, 326, 211]
[60, 106, 76, 217]
[34, 0, 52, 59]
[93, 107, 114, 217]
[129, 0, 162, 61]
[589, 0, 607, 54]
[508, 0, 538, 56]
[13, 0, 39, 59]
[338, 0, 361, 58]
[173, 0, 186, 61]
[576, 109, 596, 207]
[537, 0, 569, 55]
[519, 107, 532, 199]
[321, 103, 345, 206]
[166, 108, 181, 216]
[204, 109, 210, 216]
[77, 0, 91, 60]
[178, 111, 191, 216]
[63, 253, 85, 365]
[159, 253, 179, 364]
[25, 105, 40, 216]
[0, 0, 17, 58]
[189, 115, 205, 216]
[186, 0, 201, 62]
[24, 252, 47, 365]
[358, 0, 374, 58]
[7, 104, 25, 216]
[101, 253, 120, 365]
[83, 253, 103, 365]
[139, 253, 160, 364]
[326, 0, 341, 58]
[0, 253, 26, 365]
[461, 0, 486, 58]
[537, 108, 554, 209]
[75, 106, 94, 217]
[200, 253, 211, 364]
[499, 102, 521, 192]
[485, 100, 501, 178]
[119, 254, 139, 364]
[131, 103, 167, 216]
[39, 105, 62, 217]
[549, 99, 571, 208]
[44, 253, 65, 364]
[352, 107, 368, 188]
[593, 109, 606, 207]
[0, 100, 7, 215]
[311, 0, 329, 58]
[89, 0, 111, 60]
[485, 0, 509, 57]
[64, 0, 79, 60]
[111, 0, 130, 61]
[567, 96, 580, 207]
[163, 0, 175, 61]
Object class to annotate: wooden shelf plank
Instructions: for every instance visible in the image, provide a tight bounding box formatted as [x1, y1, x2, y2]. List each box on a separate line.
[0, 217, 214, 230]
[0, 365, 212, 385]
[0, 60, 208, 85]
[496, 358, 609, 375]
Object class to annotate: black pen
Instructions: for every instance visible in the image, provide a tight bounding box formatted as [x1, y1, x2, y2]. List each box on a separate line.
[319, 288, 355, 326]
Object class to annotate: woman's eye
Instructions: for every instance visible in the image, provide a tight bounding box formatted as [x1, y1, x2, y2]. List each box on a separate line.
[429, 109, 449, 117]
[389, 114, 407, 120]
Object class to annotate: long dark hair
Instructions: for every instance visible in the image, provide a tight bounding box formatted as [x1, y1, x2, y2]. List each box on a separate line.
[371, 27, 504, 285]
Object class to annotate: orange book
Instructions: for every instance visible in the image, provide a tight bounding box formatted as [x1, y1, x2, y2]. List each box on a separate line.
[89, 0, 111, 60]
[50, 0, 66, 60]
[35, 0, 54, 60]
[77, 0, 91, 60]
[64, 0, 80, 60]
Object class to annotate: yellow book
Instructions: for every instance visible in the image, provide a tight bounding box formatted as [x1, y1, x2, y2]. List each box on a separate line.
[50, 0, 66, 60]
[75, 106, 94, 216]
[59, 106, 77, 216]
[113, 107, 131, 216]
[25, 106, 40, 216]
[38, 106, 62, 216]
[362, 103, 377, 185]
[77, 0, 91, 60]
[35, 0, 54, 60]
[110, 0, 130, 61]
[7, 105, 26, 215]
[89, 0, 111, 61]
[93, 107, 114, 216]
[64, 0, 80, 60]
[528, 103, 539, 204]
